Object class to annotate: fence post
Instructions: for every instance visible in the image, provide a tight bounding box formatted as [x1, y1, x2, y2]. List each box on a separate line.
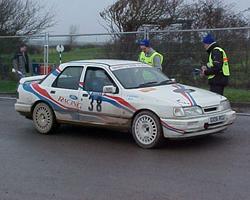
[43, 32, 49, 74]
[246, 28, 250, 73]
[144, 27, 149, 40]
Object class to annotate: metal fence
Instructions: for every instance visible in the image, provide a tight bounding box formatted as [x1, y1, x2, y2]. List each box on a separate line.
[0, 27, 250, 89]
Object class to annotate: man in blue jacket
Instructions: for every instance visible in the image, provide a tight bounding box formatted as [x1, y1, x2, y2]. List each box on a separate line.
[138, 39, 163, 71]
[200, 34, 230, 95]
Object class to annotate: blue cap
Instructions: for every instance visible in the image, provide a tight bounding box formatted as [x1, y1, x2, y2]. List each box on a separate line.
[139, 39, 150, 47]
[202, 34, 215, 44]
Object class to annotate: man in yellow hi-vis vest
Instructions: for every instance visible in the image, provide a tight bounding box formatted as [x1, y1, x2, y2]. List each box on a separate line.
[200, 34, 230, 95]
[138, 39, 163, 71]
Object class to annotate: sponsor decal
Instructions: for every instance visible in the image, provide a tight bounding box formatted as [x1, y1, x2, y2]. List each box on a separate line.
[23, 83, 78, 111]
[52, 67, 62, 76]
[58, 96, 81, 109]
[110, 63, 144, 71]
[79, 82, 84, 90]
[69, 95, 78, 100]
[126, 95, 139, 100]
[86, 92, 137, 114]
[177, 99, 190, 106]
[139, 88, 156, 93]
[161, 120, 185, 134]
[103, 94, 137, 113]
[173, 84, 197, 106]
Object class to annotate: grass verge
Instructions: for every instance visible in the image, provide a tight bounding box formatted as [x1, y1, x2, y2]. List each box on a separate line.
[224, 88, 250, 103]
[0, 80, 17, 93]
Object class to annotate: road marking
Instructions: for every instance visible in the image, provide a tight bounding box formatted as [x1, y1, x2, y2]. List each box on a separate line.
[236, 113, 250, 117]
[0, 97, 16, 100]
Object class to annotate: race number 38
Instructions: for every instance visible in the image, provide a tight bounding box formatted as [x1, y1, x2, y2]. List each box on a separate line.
[88, 94, 102, 112]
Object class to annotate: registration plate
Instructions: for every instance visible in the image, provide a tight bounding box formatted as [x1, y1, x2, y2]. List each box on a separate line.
[209, 115, 225, 124]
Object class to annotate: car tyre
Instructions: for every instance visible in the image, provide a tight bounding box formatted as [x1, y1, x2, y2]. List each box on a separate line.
[132, 111, 164, 149]
[32, 102, 57, 134]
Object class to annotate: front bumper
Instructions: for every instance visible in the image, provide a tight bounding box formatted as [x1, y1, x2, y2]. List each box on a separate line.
[161, 110, 236, 139]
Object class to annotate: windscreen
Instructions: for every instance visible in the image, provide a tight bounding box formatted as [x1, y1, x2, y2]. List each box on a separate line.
[112, 67, 172, 89]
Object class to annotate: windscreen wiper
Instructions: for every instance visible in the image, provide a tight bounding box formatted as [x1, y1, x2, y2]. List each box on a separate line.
[138, 81, 158, 87]
[158, 79, 174, 85]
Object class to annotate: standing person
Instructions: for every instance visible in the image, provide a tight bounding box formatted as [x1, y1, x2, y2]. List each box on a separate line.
[12, 44, 30, 79]
[200, 34, 230, 95]
[138, 39, 163, 71]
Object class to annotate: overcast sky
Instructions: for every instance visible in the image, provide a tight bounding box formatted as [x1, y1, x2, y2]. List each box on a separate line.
[39, 0, 250, 35]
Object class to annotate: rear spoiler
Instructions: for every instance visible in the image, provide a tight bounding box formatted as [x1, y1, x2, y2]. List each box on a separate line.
[19, 75, 46, 84]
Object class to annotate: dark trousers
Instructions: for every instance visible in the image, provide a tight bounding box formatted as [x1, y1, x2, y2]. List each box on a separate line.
[209, 84, 225, 95]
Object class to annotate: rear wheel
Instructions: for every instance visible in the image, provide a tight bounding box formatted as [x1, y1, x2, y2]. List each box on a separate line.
[32, 102, 57, 134]
[132, 111, 164, 149]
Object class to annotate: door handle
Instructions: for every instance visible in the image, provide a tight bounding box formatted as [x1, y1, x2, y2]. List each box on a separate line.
[82, 93, 89, 97]
[50, 90, 56, 94]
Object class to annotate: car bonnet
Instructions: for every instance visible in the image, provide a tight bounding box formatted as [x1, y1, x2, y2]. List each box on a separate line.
[134, 83, 225, 107]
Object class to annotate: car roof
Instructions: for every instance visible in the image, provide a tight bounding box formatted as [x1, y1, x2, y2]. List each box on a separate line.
[68, 59, 142, 67]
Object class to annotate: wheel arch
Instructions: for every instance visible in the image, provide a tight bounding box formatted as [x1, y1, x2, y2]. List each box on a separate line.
[130, 108, 164, 148]
[131, 108, 162, 128]
[31, 100, 56, 119]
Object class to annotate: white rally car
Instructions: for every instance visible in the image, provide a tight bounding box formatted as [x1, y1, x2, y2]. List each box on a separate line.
[15, 60, 236, 148]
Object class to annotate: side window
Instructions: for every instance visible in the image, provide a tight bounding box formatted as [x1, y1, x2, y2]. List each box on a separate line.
[52, 66, 83, 90]
[84, 67, 115, 92]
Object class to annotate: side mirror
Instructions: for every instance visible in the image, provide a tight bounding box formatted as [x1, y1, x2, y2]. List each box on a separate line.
[170, 78, 176, 83]
[103, 85, 117, 94]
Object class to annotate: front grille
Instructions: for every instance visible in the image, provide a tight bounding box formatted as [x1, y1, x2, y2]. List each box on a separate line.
[208, 122, 224, 127]
[203, 106, 218, 113]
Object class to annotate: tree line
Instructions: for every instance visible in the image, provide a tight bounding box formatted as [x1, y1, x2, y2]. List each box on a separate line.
[99, 0, 250, 89]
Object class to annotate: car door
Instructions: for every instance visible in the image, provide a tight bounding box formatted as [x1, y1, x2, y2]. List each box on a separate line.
[49, 66, 84, 122]
[78, 66, 123, 126]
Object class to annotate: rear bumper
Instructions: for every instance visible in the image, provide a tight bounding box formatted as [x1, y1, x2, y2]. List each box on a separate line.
[15, 102, 32, 117]
[161, 110, 236, 139]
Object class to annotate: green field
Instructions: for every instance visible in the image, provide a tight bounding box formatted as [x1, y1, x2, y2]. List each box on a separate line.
[1, 47, 250, 103]
[0, 80, 17, 93]
[30, 47, 106, 65]
[0, 47, 106, 69]
[1, 79, 249, 103]
[224, 88, 250, 103]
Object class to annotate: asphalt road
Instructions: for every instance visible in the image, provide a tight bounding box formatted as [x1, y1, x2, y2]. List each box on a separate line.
[0, 99, 249, 200]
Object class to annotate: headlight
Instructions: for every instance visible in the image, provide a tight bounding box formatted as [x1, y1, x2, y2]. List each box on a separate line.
[173, 106, 203, 117]
[173, 107, 185, 117]
[219, 100, 231, 111]
[183, 106, 203, 116]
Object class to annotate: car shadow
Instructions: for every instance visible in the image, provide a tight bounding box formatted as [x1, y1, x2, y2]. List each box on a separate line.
[53, 124, 230, 150]
[163, 133, 230, 150]
[55, 124, 135, 145]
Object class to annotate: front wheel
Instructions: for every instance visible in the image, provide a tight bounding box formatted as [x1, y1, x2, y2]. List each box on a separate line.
[132, 111, 164, 149]
[32, 102, 57, 134]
